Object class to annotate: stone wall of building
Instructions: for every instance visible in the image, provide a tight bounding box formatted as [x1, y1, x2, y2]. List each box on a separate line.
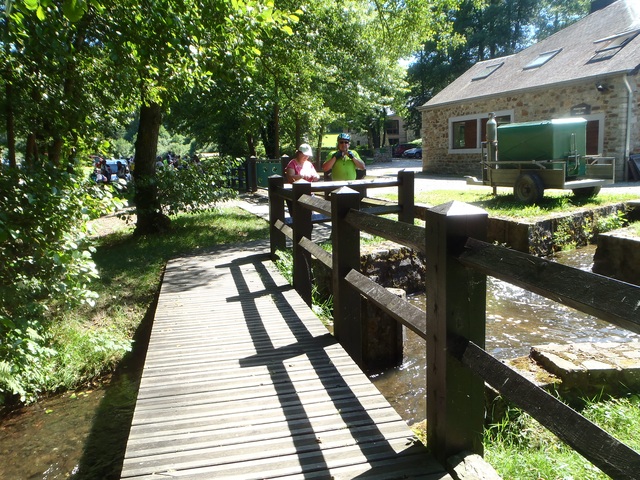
[421, 73, 639, 178]
[372, 146, 393, 163]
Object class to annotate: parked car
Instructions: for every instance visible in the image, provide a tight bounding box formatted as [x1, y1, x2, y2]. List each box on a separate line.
[392, 143, 417, 158]
[402, 147, 422, 159]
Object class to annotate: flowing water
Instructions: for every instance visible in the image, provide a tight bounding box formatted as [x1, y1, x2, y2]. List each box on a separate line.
[0, 390, 105, 479]
[0, 360, 141, 479]
[370, 245, 640, 426]
[1, 245, 638, 477]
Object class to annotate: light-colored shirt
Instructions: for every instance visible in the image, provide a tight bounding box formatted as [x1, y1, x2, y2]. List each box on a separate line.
[285, 158, 319, 183]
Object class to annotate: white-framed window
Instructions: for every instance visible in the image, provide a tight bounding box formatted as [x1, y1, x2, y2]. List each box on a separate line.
[448, 110, 514, 154]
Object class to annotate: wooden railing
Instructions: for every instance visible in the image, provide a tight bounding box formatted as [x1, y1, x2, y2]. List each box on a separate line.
[267, 172, 640, 478]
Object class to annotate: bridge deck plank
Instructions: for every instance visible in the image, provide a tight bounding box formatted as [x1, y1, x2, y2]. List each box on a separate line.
[120, 245, 451, 479]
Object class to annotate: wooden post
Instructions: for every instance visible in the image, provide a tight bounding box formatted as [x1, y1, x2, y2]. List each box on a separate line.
[331, 186, 363, 365]
[424, 201, 488, 464]
[280, 154, 290, 177]
[362, 288, 404, 371]
[268, 175, 286, 260]
[247, 156, 257, 192]
[397, 170, 415, 224]
[292, 181, 313, 306]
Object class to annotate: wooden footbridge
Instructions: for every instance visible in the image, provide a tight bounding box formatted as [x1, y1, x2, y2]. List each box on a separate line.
[120, 241, 451, 479]
[122, 171, 640, 479]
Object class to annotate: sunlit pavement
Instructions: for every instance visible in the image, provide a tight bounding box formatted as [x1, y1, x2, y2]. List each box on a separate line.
[366, 158, 640, 196]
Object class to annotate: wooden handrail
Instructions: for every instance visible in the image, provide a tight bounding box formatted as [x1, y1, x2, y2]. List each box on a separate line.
[299, 237, 331, 269]
[450, 336, 640, 480]
[268, 172, 640, 476]
[345, 269, 426, 339]
[273, 219, 293, 240]
[345, 209, 426, 253]
[458, 237, 640, 335]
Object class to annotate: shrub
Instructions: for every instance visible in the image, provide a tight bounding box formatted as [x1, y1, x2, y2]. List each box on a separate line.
[0, 164, 121, 403]
[152, 155, 242, 216]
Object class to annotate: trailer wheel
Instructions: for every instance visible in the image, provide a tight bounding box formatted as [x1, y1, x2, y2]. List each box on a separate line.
[514, 173, 544, 204]
[572, 186, 601, 198]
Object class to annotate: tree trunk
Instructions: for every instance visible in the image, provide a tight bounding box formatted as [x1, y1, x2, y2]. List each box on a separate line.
[133, 101, 171, 235]
[49, 137, 63, 166]
[295, 113, 301, 149]
[5, 82, 16, 168]
[273, 78, 280, 158]
[315, 125, 324, 171]
[370, 124, 381, 149]
[25, 133, 37, 168]
[246, 132, 256, 157]
[273, 101, 280, 159]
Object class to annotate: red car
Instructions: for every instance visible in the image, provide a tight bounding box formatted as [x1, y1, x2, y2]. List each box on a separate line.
[392, 143, 418, 158]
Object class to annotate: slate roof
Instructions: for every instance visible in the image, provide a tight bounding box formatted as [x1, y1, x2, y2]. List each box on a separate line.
[422, 0, 640, 109]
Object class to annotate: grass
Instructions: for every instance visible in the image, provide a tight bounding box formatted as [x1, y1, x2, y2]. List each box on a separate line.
[378, 188, 638, 220]
[485, 395, 640, 479]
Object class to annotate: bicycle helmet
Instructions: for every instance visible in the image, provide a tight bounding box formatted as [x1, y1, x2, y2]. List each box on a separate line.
[337, 133, 351, 142]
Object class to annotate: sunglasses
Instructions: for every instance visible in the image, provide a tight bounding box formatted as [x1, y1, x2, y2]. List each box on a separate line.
[339, 140, 350, 144]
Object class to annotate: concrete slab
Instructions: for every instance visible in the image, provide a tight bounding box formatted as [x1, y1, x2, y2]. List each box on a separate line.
[529, 342, 640, 396]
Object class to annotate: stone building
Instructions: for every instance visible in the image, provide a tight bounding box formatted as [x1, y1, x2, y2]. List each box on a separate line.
[340, 111, 417, 149]
[419, 0, 640, 180]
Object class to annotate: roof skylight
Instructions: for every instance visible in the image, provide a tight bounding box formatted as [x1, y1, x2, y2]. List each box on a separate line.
[589, 29, 640, 62]
[472, 62, 504, 80]
[524, 49, 562, 69]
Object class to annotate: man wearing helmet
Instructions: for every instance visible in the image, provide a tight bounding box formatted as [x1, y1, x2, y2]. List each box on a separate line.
[322, 133, 365, 181]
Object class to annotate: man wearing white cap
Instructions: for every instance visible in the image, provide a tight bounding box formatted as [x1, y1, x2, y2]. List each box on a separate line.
[285, 143, 320, 183]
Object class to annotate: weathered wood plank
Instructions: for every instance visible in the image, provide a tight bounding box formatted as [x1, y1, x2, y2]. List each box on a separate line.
[361, 205, 402, 216]
[126, 395, 398, 441]
[129, 383, 391, 430]
[346, 208, 426, 253]
[299, 236, 332, 269]
[275, 218, 294, 240]
[122, 435, 433, 479]
[345, 269, 427, 339]
[299, 193, 332, 217]
[124, 416, 414, 460]
[121, 246, 450, 479]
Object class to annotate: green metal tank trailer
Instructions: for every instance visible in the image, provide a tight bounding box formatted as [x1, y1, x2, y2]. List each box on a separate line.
[466, 113, 615, 203]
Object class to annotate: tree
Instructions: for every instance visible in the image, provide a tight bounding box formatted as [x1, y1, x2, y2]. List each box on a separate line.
[169, 0, 459, 160]
[97, 0, 298, 234]
[1, 1, 129, 167]
[405, 0, 590, 133]
[533, 0, 590, 39]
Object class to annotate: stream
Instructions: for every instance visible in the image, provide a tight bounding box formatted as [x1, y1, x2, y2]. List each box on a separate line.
[370, 244, 640, 426]
[1, 245, 638, 478]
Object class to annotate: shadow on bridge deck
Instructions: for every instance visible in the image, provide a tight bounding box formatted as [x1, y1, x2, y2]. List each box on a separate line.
[120, 242, 451, 479]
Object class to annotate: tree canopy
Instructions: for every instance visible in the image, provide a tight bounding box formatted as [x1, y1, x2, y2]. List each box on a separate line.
[1, 0, 592, 231]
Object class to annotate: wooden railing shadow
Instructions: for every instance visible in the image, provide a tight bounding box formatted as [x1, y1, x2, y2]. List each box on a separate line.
[268, 173, 640, 478]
